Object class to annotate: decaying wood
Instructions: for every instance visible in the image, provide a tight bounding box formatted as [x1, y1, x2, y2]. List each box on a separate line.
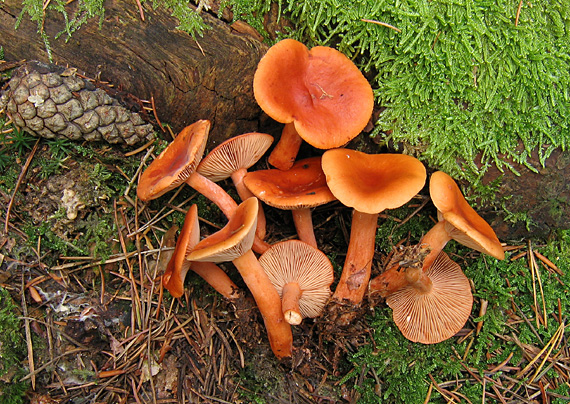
[0, 0, 268, 146]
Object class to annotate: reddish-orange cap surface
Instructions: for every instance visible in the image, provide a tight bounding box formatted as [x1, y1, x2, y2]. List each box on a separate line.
[253, 39, 374, 149]
[322, 149, 426, 214]
[429, 171, 504, 260]
[243, 156, 336, 209]
[137, 120, 210, 201]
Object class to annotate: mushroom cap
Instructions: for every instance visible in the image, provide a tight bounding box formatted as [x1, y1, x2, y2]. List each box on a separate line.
[197, 132, 274, 182]
[430, 171, 504, 260]
[137, 120, 210, 201]
[187, 197, 259, 263]
[253, 39, 374, 149]
[243, 156, 336, 210]
[259, 240, 334, 319]
[321, 149, 427, 214]
[386, 251, 473, 344]
[162, 204, 200, 297]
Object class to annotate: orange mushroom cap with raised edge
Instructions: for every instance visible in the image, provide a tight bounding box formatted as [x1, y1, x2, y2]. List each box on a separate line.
[322, 149, 427, 306]
[137, 120, 209, 201]
[243, 156, 336, 247]
[386, 251, 473, 344]
[430, 171, 504, 261]
[259, 240, 334, 325]
[254, 38, 374, 150]
[322, 149, 427, 214]
[243, 156, 336, 210]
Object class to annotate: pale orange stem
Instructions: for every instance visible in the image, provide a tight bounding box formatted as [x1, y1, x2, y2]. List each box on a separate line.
[292, 209, 317, 248]
[186, 172, 238, 218]
[420, 220, 452, 269]
[332, 210, 378, 305]
[191, 261, 241, 299]
[232, 250, 293, 359]
[281, 282, 303, 325]
[233, 169, 268, 241]
[268, 123, 303, 170]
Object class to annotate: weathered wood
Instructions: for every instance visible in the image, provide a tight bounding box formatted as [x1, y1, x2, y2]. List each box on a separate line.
[0, 0, 268, 146]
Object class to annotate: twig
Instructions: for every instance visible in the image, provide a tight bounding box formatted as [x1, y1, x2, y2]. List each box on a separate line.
[150, 95, 166, 133]
[21, 274, 35, 389]
[361, 18, 402, 33]
[5, 139, 40, 233]
[515, 0, 523, 26]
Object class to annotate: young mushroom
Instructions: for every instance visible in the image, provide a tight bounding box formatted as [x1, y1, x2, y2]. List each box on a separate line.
[162, 204, 240, 300]
[197, 132, 274, 249]
[383, 251, 473, 344]
[187, 197, 293, 359]
[259, 240, 334, 325]
[321, 149, 427, 306]
[419, 170, 505, 269]
[253, 38, 374, 170]
[243, 156, 336, 248]
[137, 120, 237, 217]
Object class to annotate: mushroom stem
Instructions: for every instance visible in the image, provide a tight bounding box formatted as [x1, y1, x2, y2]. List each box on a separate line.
[268, 123, 303, 171]
[420, 220, 452, 270]
[191, 261, 241, 300]
[368, 263, 408, 298]
[292, 209, 317, 248]
[232, 168, 268, 242]
[404, 267, 433, 294]
[281, 282, 303, 325]
[232, 250, 293, 359]
[185, 172, 238, 218]
[186, 172, 270, 253]
[332, 210, 378, 305]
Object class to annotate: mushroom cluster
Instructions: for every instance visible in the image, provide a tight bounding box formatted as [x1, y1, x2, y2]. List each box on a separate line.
[136, 39, 505, 358]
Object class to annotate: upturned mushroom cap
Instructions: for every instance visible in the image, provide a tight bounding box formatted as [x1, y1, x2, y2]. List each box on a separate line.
[253, 39, 374, 149]
[197, 132, 274, 182]
[243, 156, 336, 210]
[386, 251, 473, 344]
[187, 197, 258, 263]
[162, 204, 200, 297]
[259, 240, 334, 322]
[137, 120, 210, 201]
[430, 171, 504, 260]
[321, 149, 427, 214]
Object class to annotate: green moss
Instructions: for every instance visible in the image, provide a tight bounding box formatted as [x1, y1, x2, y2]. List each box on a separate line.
[0, 288, 29, 403]
[230, 0, 570, 190]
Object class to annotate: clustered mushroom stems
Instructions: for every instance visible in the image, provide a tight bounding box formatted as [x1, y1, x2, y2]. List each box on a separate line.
[136, 39, 507, 354]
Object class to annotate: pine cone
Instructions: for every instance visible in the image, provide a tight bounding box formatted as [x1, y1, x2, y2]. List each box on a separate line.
[0, 61, 155, 146]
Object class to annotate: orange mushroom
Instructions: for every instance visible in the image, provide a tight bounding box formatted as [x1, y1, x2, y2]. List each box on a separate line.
[384, 251, 473, 344]
[259, 240, 334, 325]
[321, 149, 426, 306]
[137, 120, 237, 217]
[370, 171, 504, 299]
[243, 156, 336, 248]
[187, 197, 293, 359]
[253, 38, 374, 170]
[197, 132, 273, 249]
[162, 204, 241, 299]
[420, 171, 505, 269]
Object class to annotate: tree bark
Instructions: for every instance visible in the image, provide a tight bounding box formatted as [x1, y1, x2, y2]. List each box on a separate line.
[0, 0, 268, 147]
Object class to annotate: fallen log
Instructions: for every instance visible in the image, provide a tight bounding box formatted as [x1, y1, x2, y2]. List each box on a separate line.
[0, 0, 268, 146]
